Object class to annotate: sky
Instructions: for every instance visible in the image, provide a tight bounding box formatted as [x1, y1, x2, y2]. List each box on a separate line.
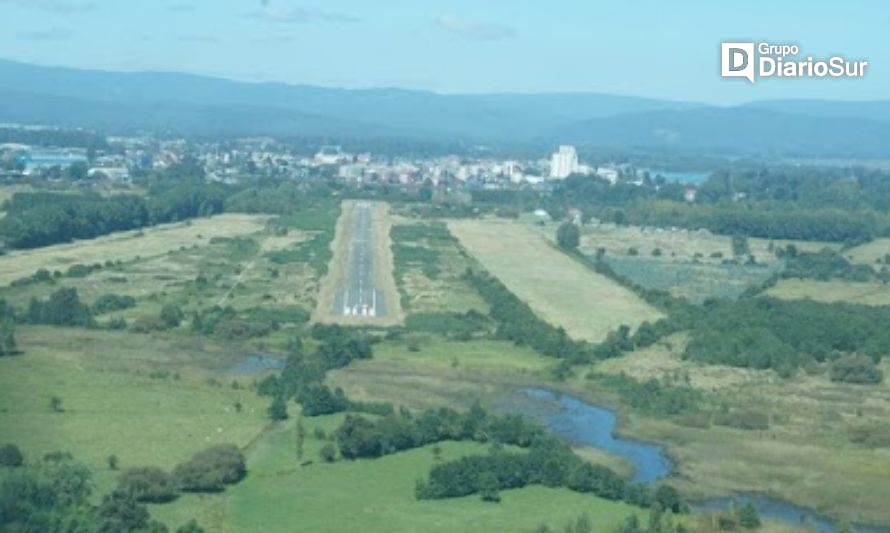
[0, 0, 887, 104]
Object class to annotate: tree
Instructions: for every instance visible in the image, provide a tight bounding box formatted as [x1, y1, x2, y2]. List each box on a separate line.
[117, 466, 178, 503]
[160, 304, 184, 329]
[478, 471, 501, 503]
[50, 396, 64, 413]
[268, 395, 288, 421]
[0, 443, 24, 467]
[737, 502, 761, 528]
[319, 443, 337, 463]
[556, 222, 580, 250]
[0, 319, 16, 356]
[296, 418, 306, 459]
[654, 484, 682, 513]
[96, 491, 153, 533]
[731, 234, 750, 257]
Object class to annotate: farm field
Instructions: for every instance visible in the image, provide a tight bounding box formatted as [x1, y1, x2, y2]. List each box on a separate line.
[766, 279, 890, 306]
[449, 219, 663, 342]
[584, 336, 890, 526]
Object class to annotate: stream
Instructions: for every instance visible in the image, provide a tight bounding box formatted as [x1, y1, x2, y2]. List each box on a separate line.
[501, 388, 889, 533]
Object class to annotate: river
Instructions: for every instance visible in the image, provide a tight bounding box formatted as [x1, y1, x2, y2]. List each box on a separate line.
[501, 388, 889, 533]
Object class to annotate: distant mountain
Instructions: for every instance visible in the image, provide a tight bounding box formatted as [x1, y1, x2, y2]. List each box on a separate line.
[559, 107, 890, 158]
[1, 58, 890, 157]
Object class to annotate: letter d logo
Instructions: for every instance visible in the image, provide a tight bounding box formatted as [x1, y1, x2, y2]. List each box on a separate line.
[721, 42, 755, 83]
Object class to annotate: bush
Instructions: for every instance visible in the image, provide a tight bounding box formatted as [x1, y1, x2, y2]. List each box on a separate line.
[319, 443, 337, 463]
[173, 445, 246, 492]
[93, 293, 136, 314]
[117, 466, 178, 503]
[0, 443, 24, 467]
[830, 355, 884, 384]
[556, 222, 580, 250]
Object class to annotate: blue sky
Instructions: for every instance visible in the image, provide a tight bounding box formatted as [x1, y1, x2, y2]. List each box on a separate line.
[0, 0, 886, 104]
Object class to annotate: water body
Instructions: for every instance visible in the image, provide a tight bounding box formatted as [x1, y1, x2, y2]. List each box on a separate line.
[508, 388, 889, 533]
[227, 354, 285, 375]
[644, 169, 711, 185]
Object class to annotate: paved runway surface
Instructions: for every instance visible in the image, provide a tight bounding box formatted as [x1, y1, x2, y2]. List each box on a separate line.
[332, 202, 387, 317]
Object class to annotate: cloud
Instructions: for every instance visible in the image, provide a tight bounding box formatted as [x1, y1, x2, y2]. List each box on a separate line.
[168, 3, 196, 12]
[248, 2, 361, 24]
[435, 15, 515, 41]
[0, 0, 97, 14]
[436, 15, 515, 41]
[15, 28, 76, 41]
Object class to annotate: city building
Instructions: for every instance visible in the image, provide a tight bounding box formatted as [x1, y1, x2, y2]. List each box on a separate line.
[549, 145, 579, 179]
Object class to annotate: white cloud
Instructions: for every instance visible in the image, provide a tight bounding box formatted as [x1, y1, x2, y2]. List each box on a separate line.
[248, 2, 361, 24]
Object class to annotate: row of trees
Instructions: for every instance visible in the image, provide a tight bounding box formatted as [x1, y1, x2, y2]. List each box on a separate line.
[416, 437, 683, 515]
[258, 325, 378, 419]
[464, 270, 592, 362]
[332, 403, 544, 460]
[0, 183, 230, 250]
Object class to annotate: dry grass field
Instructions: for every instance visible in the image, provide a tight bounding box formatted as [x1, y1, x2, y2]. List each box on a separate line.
[449, 219, 663, 342]
[766, 279, 890, 306]
[846, 238, 890, 265]
[0, 213, 270, 286]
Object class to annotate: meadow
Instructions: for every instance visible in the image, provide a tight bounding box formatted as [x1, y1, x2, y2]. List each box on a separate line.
[450, 219, 663, 343]
[766, 278, 890, 306]
[224, 416, 645, 533]
[0, 326, 270, 498]
[390, 218, 488, 315]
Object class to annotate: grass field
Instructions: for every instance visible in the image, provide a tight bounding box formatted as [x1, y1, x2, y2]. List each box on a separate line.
[0, 326, 270, 498]
[766, 279, 890, 306]
[222, 416, 645, 533]
[0, 214, 270, 286]
[846, 238, 890, 265]
[390, 218, 488, 315]
[450, 219, 663, 342]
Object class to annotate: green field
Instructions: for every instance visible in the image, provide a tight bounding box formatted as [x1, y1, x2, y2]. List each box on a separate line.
[224, 417, 645, 533]
[0, 326, 270, 500]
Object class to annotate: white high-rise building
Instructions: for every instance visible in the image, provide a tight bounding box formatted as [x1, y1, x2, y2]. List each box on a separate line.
[549, 145, 579, 179]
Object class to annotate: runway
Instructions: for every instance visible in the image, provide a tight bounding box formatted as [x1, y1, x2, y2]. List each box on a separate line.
[332, 201, 387, 317]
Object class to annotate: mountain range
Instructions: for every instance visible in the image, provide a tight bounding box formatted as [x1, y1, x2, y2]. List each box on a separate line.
[2, 58, 890, 158]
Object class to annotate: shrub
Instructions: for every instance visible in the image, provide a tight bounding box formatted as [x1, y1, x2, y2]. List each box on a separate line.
[830, 355, 883, 384]
[117, 466, 178, 503]
[319, 443, 337, 463]
[0, 443, 24, 467]
[173, 445, 246, 492]
[93, 294, 136, 314]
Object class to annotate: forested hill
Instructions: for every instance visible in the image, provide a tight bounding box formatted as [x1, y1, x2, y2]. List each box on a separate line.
[3, 59, 890, 157]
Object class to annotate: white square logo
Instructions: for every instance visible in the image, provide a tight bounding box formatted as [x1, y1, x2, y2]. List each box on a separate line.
[721, 42, 755, 83]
